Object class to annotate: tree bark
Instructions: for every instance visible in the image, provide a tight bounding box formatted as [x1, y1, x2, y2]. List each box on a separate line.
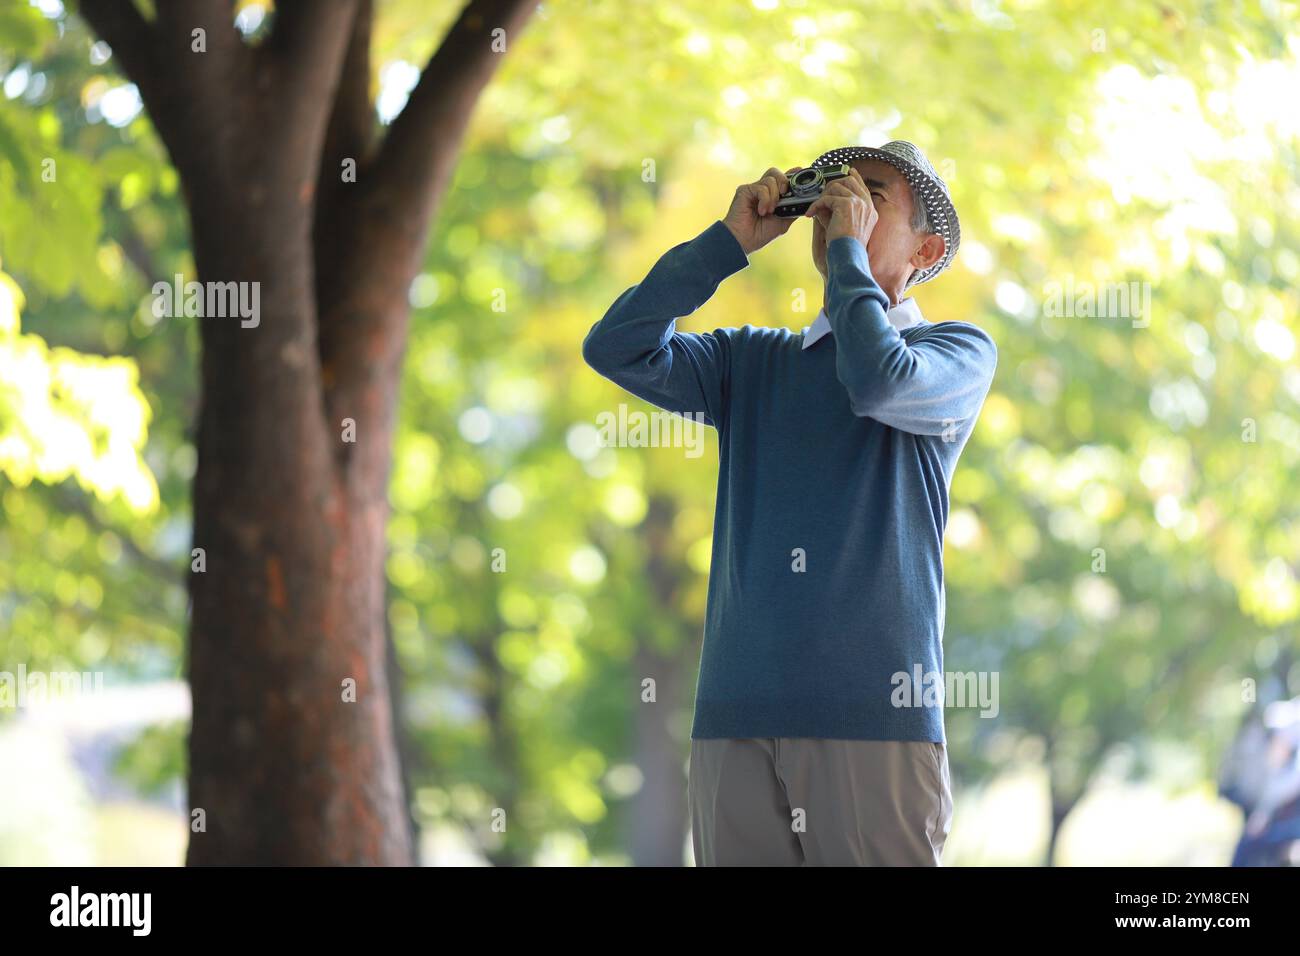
[627, 494, 696, 866]
[1045, 798, 1073, 867]
[1044, 739, 1081, 868]
[629, 644, 689, 866]
[79, 0, 537, 865]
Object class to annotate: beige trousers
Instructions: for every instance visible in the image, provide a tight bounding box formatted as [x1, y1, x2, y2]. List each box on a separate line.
[688, 737, 952, 866]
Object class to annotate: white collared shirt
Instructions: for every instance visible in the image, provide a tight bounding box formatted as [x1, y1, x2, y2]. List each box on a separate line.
[801, 297, 926, 349]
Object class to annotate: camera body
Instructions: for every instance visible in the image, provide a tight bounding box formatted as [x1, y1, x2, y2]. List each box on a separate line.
[773, 163, 852, 218]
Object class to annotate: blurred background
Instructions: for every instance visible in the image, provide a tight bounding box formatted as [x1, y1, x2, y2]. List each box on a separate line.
[1, 0, 1298, 865]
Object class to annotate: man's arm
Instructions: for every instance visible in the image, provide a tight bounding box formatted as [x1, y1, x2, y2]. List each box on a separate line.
[824, 235, 997, 436]
[581, 219, 750, 428]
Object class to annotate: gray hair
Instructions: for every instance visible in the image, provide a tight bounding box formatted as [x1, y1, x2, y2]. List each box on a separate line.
[909, 184, 935, 234]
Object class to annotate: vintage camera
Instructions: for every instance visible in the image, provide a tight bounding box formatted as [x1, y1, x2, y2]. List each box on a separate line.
[773, 163, 852, 218]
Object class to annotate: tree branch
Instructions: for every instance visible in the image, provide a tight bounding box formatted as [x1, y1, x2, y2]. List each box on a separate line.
[154, 0, 240, 47]
[76, 0, 163, 114]
[311, 0, 375, 390]
[316, 0, 376, 198]
[332, 0, 376, 160]
[113, 212, 162, 286]
[79, 0, 250, 188]
[217, 0, 361, 207]
[269, 0, 363, 107]
[314, 0, 535, 440]
[369, 0, 538, 229]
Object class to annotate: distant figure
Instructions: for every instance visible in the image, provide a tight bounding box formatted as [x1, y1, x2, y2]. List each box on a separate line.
[1222, 698, 1300, 866]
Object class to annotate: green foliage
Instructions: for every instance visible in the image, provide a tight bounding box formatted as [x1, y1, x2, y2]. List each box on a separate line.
[0, 7, 190, 686]
[112, 720, 187, 796]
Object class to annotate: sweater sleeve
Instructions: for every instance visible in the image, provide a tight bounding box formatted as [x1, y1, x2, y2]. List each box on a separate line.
[823, 235, 997, 436]
[581, 219, 750, 429]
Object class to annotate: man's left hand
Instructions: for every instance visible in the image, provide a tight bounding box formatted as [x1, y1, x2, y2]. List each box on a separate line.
[805, 167, 878, 248]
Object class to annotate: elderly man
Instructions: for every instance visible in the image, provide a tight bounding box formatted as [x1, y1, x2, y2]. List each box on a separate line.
[582, 142, 996, 866]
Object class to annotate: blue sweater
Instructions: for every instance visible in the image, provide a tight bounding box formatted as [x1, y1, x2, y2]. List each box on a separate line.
[582, 220, 997, 742]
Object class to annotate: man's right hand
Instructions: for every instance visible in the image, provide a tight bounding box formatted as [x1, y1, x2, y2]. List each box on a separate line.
[722, 166, 802, 256]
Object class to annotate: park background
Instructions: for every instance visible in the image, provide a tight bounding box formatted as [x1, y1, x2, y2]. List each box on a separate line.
[0, 0, 1297, 865]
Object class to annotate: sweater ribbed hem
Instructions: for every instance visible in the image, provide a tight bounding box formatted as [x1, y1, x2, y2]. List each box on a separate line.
[691, 696, 946, 743]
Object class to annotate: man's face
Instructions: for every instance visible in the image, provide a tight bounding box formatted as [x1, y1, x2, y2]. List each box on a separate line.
[810, 158, 943, 301]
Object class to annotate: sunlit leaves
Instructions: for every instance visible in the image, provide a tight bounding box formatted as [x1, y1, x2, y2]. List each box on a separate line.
[0, 271, 157, 513]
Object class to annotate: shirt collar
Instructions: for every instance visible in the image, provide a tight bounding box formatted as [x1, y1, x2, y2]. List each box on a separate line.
[801, 297, 925, 350]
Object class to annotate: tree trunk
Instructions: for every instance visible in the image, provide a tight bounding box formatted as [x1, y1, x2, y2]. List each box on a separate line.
[629, 644, 690, 866]
[184, 188, 412, 864]
[627, 494, 696, 866]
[1045, 747, 1080, 867]
[1045, 800, 1072, 867]
[81, 0, 537, 865]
